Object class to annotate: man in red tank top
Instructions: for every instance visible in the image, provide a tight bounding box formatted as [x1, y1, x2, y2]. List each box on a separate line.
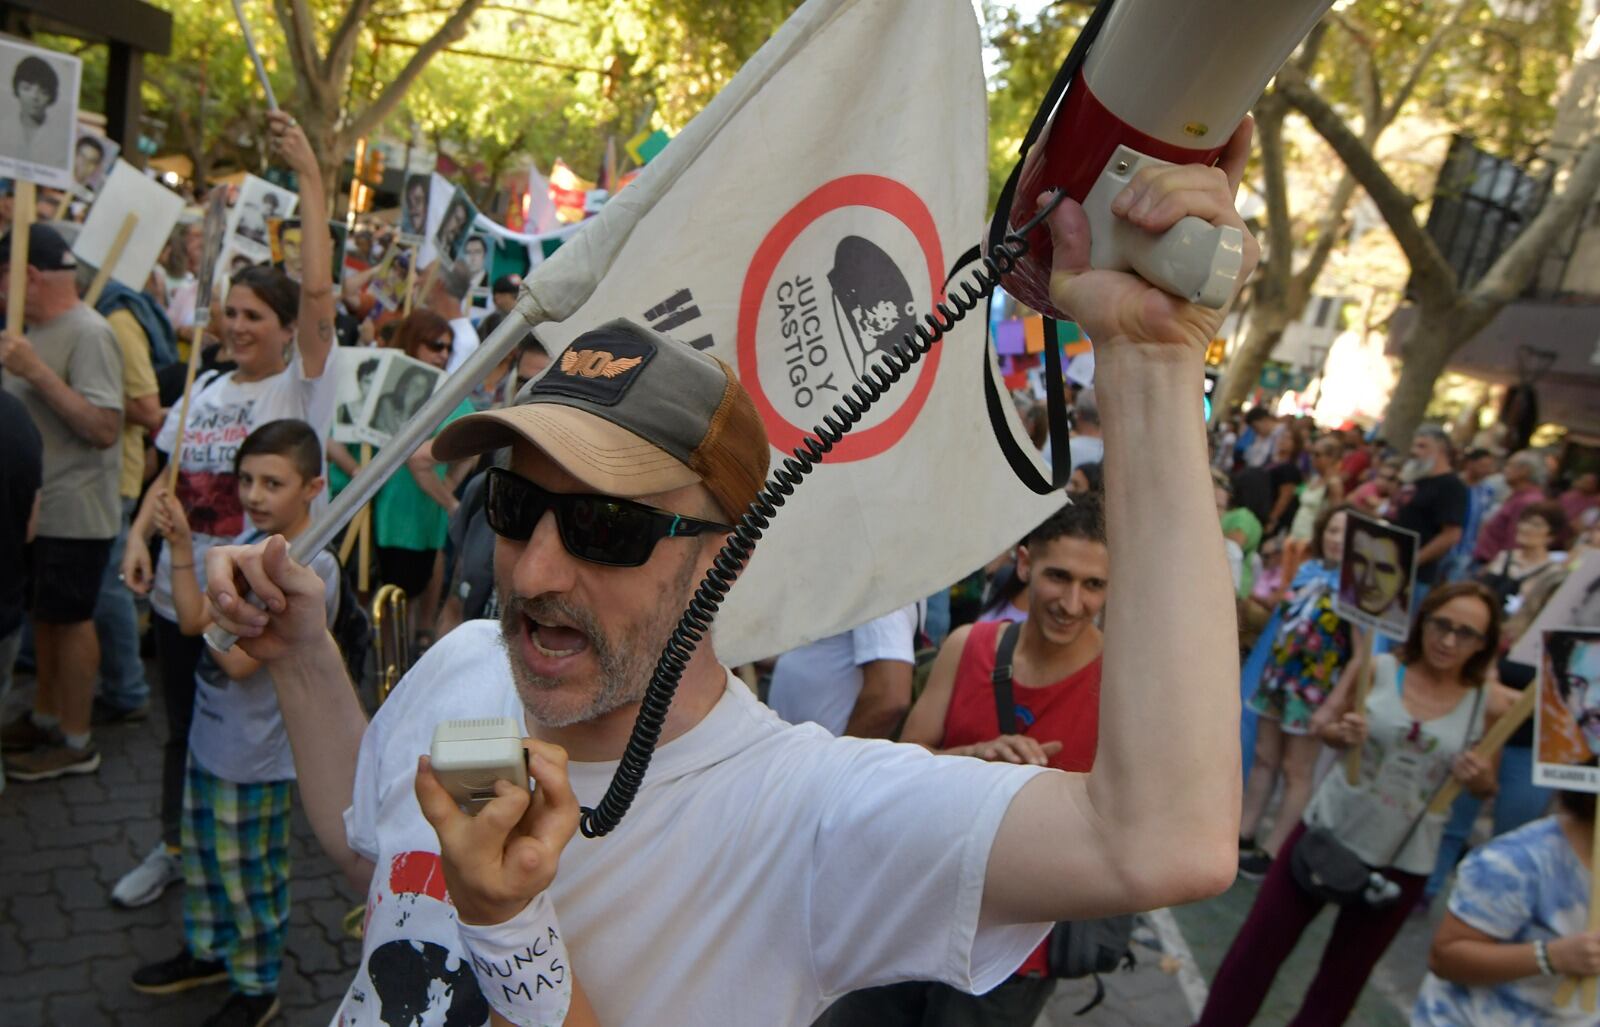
[850, 500, 1108, 1023]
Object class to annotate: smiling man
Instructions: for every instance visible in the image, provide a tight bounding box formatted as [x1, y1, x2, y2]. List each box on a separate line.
[199, 132, 1257, 1026]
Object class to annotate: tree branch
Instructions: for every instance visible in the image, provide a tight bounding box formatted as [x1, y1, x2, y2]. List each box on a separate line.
[1379, 0, 1473, 126]
[1255, 89, 1294, 297]
[272, 0, 324, 104]
[326, 0, 382, 87]
[1289, 171, 1358, 307]
[1276, 66, 1457, 301]
[346, 1, 490, 142]
[1471, 137, 1600, 306]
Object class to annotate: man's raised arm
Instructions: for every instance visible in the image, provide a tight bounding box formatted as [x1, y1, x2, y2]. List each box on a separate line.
[983, 121, 1258, 924]
[205, 535, 375, 891]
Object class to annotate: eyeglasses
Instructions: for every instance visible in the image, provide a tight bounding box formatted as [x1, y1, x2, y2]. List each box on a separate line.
[1424, 616, 1485, 646]
[484, 467, 733, 568]
[422, 338, 451, 353]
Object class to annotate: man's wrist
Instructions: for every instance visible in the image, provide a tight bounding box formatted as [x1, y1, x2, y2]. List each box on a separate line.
[268, 628, 343, 681]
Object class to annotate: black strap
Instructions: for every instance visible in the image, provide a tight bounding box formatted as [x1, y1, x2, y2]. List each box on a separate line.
[991, 621, 1022, 735]
[977, 0, 1118, 496]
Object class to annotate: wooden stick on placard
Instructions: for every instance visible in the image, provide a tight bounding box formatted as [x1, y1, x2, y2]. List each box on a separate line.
[410, 257, 437, 318]
[6, 180, 35, 336]
[1427, 685, 1538, 814]
[357, 443, 373, 592]
[1345, 634, 1378, 786]
[1552, 820, 1600, 1011]
[165, 326, 205, 495]
[83, 213, 139, 307]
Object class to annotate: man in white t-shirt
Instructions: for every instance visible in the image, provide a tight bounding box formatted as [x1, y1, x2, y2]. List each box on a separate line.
[769, 604, 919, 738]
[201, 147, 1258, 1026]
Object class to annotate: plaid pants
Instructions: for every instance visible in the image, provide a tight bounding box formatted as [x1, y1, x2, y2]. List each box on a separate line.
[181, 761, 293, 996]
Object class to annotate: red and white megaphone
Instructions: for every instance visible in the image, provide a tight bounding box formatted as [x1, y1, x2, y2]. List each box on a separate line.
[1000, 0, 1334, 316]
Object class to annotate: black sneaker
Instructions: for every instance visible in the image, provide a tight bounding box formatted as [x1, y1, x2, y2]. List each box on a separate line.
[130, 950, 228, 994]
[93, 697, 150, 725]
[1238, 848, 1273, 881]
[202, 991, 280, 1027]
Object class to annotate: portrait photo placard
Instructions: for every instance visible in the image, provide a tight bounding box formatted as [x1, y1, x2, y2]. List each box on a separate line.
[223, 174, 298, 268]
[359, 349, 443, 447]
[1534, 627, 1600, 792]
[332, 347, 382, 446]
[0, 36, 80, 189]
[72, 125, 118, 198]
[1333, 510, 1421, 643]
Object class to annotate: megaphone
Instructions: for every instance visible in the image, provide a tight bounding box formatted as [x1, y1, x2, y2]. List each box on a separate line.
[1000, 0, 1334, 316]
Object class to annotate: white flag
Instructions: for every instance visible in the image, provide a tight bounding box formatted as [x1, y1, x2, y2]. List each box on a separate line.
[536, 0, 1060, 664]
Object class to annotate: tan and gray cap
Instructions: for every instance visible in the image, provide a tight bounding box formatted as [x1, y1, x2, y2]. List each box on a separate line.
[434, 318, 771, 521]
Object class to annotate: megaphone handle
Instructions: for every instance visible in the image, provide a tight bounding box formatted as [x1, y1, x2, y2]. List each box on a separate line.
[1082, 146, 1244, 310]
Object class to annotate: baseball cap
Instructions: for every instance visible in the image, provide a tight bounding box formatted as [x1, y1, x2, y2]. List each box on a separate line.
[434, 318, 770, 522]
[0, 223, 77, 271]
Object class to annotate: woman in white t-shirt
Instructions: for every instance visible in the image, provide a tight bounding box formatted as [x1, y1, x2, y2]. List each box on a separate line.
[112, 112, 338, 908]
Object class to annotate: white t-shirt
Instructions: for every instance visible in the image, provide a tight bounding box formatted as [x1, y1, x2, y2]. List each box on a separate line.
[445, 318, 479, 374]
[189, 542, 340, 784]
[335, 621, 1049, 1027]
[767, 604, 919, 736]
[151, 354, 336, 621]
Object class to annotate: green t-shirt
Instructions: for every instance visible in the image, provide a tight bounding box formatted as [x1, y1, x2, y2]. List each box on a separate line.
[330, 398, 476, 552]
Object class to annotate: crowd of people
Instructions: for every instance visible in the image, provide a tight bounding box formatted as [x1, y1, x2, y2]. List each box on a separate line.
[1, 108, 1598, 1027]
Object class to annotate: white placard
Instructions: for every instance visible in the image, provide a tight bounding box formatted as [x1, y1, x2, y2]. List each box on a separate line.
[1333, 509, 1421, 643]
[1533, 627, 1600, 792]
[73, 160, 184, 288]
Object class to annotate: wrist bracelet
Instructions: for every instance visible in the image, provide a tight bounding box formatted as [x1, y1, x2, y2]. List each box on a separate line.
[456, 891, 572, 1027]
[1534, 939, 1555, 976]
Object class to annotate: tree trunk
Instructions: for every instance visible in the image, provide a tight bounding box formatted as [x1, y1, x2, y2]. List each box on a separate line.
[1213, 292, 1290, 418]
[1379, 303, 1485, 448]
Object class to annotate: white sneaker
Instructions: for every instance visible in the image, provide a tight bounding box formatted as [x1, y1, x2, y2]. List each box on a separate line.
[112, 843, 184, 908]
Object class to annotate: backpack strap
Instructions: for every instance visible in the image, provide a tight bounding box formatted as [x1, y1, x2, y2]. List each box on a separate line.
[991, 621, 1022, 735]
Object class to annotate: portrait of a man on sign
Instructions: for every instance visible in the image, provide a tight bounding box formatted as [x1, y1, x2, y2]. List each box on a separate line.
[1333, 510, 1419, 642]
[1534, 628, 1600, 792]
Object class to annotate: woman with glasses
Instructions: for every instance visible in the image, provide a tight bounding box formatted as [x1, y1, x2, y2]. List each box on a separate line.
[1196, 582, 1503, 1027]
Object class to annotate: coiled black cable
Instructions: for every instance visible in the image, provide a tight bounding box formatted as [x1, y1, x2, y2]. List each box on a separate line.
[578, 192, 1067, 837]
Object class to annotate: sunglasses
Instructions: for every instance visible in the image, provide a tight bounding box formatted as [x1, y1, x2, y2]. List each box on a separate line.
[484, 467, 733, 568]
[1424, 615, 1485, 646]
[422, 338, 451, 353]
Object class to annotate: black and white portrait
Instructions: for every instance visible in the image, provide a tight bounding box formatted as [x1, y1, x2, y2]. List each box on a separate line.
[227, 174, 298, 257]
[0, 39, 81, 190]
[72, 127, 117, 197]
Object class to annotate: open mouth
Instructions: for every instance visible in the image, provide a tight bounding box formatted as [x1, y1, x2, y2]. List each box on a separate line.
[524, 612, 591, 660]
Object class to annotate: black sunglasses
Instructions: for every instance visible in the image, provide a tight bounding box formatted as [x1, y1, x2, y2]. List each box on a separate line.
[484, 467, 733, 568]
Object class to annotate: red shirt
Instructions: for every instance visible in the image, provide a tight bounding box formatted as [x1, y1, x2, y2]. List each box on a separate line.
[939, 620, 1102, 977]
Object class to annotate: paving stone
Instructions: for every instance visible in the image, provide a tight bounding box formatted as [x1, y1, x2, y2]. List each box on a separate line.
[29, 930, 129, 968]
[12, 892, 69, 942]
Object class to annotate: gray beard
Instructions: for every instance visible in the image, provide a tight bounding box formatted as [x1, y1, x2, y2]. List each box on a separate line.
[1400, 458, 1431, 484]
[497, 552, 700, 729]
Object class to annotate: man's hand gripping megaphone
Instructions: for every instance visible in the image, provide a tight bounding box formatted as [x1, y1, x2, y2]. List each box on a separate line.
[1042, 117, 1257, 353]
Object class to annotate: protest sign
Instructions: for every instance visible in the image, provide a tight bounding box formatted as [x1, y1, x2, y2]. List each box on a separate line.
[0, 36, 80, 191]
[71, 125, 117, 198]
[1334, 511, 1420, 643]
[73, 159, 184, 289]
[222, 173, 297, 269]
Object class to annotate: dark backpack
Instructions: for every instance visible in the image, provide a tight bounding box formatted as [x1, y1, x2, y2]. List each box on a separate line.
[325, 547, 372, 687]
[991, 622, 1135, 1013]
